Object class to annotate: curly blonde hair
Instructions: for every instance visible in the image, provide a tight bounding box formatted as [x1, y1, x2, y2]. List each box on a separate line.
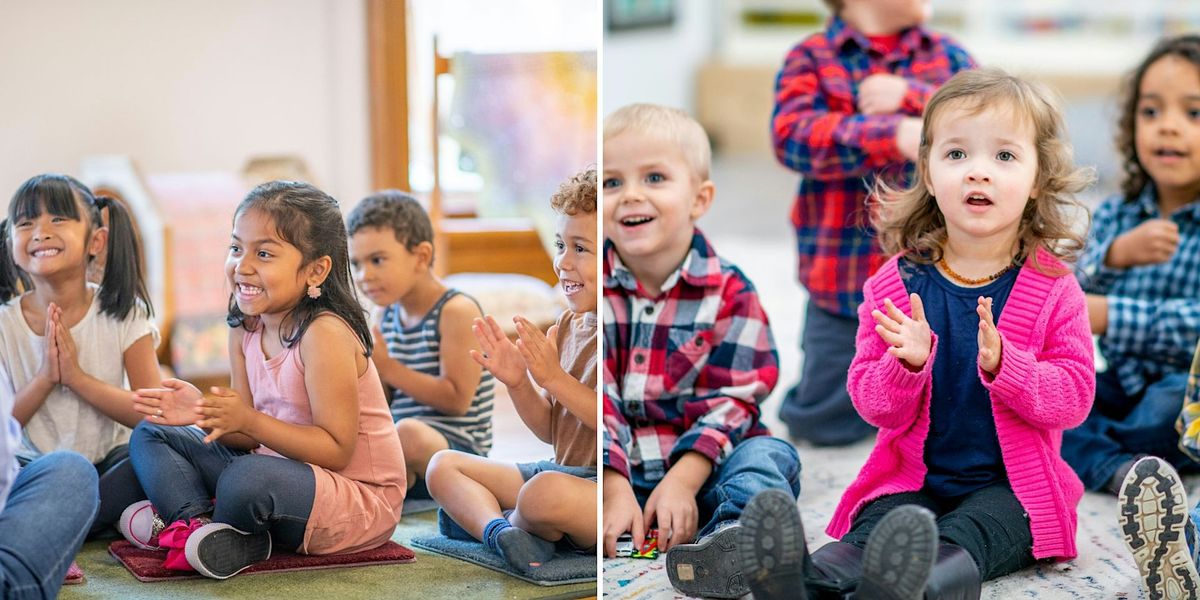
[873, 68, 1094, 274]
[550, 168, 597, 215]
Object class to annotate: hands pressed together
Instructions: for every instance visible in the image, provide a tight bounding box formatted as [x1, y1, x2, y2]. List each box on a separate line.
[37, 302, 84, 388]
[132, 378, 255, 443]
[871, 292, 1002, 374]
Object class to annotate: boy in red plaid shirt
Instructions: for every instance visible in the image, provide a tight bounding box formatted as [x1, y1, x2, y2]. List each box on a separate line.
[775, 0, 974, 446]
[601, 103, 801, 599]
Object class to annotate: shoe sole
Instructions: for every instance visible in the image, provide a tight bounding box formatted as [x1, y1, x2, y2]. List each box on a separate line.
[666, 524, 747, 599]
[739, 489, 807, 600]
[857, 505, 937, 600]
[1119, 457, 1200, 600]
[185, 524, 272, 580]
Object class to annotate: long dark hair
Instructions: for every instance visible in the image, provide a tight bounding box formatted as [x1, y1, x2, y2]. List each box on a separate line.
[226, 181, 371, 356]
[0, 173, 152, 320]
[1117, 34, 1200, 201]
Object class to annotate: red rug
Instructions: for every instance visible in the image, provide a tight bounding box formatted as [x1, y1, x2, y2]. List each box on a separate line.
[108, 540, 416, 582]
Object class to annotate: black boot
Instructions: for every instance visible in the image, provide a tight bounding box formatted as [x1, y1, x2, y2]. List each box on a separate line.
[922, 544, 981, 600]
[666, 523, 747, 599]
[808, 541, 865, 595]
[855, 505, 938, 600]
[738, 488, 809, 600]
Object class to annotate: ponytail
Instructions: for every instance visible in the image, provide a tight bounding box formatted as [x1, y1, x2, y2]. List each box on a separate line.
[0, 219, 27, 304]
[94, 196, 154, 320]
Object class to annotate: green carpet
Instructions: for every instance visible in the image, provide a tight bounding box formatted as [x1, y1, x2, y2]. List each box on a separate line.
[61, 512, 596, 599]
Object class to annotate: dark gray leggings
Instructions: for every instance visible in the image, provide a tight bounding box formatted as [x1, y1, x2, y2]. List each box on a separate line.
[128, 422, 316, 552]
[839, 483, 1037, 581]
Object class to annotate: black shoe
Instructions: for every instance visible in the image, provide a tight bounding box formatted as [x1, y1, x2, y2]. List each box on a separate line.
[739, 489, 808, 600]
[1118, 456, 1200, 599]
[923, 544, 981, 600]
[666, 524, 747, 599]
[184, 523, 272, 579]
[856, 505, 937, 600]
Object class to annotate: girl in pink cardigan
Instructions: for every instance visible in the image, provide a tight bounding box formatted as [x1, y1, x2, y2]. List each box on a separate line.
[737, 69, 1096, 600]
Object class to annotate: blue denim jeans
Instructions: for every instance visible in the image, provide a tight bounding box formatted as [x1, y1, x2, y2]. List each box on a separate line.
[631, 436, 801, 540]
[1063, 369, 1194, 491]
[779, 303, 873, 446]
[0, 452, 98, 599]
[129, 422, 316, 552]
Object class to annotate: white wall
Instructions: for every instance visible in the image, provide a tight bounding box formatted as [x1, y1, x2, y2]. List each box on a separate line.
[0, 0, 369, 213]
[602, 0, 718, 116]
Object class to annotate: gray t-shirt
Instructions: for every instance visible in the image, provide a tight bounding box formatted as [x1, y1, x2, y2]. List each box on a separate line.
[0, 285, 159, 463]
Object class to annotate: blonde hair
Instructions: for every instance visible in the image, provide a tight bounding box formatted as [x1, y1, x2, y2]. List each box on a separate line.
[873, 68, 1093, 273]
[603, 103, 712, 181]
[551, 168, 597, 215]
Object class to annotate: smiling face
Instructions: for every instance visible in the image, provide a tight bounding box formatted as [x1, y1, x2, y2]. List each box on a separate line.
[9, 200, 103, 282]
[925, 100, 1039, 247]
[553, 211, 598, 313]
[349, 226, 427, 307]
[602, 130, 713, 272]
[225, 208, 315, 319]
[1135, 55, 1200, 205]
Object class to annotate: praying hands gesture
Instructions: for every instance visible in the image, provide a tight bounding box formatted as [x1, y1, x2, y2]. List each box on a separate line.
[470, 315, 529, 389]
[976, 296, 1002, 374]
[871, 294, 931, 370]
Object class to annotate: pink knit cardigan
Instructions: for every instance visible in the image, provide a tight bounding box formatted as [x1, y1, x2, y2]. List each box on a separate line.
[826, 249, 1095, 561]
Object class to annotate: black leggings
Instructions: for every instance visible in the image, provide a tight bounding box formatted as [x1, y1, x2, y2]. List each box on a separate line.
[840, 483, 1037, 581]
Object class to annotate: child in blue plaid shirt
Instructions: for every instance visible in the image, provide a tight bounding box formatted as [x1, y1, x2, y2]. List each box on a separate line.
[1072, 35, 1200, 598]
[602, 103, 800, 599]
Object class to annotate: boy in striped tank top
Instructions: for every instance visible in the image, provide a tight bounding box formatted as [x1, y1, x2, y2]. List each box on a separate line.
[347, 192, 495, 499]
[426, 169, 599, 576]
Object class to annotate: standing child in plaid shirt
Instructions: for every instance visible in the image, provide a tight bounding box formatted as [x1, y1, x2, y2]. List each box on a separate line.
[773, 0, 974, 446]
[602, 103, 801, 599]
[739, 69, 1096, 599]
[1064, 35, 1200, 496]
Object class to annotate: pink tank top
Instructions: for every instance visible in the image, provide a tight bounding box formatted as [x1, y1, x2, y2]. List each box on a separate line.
[242, 317, 407, 555]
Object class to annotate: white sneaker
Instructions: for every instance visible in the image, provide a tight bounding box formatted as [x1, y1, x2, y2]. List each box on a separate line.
[1118, 456, 1200, 599]
[184, 522, 272, 579]
[117, 500, 166, 550]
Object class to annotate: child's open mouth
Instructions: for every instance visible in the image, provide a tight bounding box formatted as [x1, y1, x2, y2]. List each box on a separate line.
[965, 193, 993, 207]
[620, 215, 654, 228]
[562, 280, 584, 294]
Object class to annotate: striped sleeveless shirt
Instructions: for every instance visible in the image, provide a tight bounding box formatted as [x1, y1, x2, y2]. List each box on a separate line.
[381, 289, 495, 454]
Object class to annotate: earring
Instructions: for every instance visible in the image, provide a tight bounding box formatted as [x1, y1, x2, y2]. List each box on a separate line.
[307, 284, 322, 300]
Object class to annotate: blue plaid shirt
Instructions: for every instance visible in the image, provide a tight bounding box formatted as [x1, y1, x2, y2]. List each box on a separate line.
[1077, 186, 1200, 396]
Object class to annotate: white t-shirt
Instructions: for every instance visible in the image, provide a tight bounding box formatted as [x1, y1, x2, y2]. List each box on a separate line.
[0, 284, 159, 463]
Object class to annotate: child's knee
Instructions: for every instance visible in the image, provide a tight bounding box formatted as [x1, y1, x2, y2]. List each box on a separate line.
[425, 449, 467, 492]
[516, 472, 572, 523]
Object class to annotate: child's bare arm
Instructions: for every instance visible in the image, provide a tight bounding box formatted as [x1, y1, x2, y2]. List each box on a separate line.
[643, 452, 712, 551]
[513, 316, 596, 431]
[374, 297, 485, 416]
[58, 331, 158, 428]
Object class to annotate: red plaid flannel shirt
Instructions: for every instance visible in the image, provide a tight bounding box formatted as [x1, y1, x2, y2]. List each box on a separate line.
[772, 17, 974, 316]
[602, 230, 778, 481]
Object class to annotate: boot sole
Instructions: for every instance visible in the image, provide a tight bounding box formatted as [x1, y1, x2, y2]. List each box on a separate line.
[857, 505, 937, 600]
[666, 524, 747, 599]
[739, 489, 807, 600]
[1119, 457, 1200, 600]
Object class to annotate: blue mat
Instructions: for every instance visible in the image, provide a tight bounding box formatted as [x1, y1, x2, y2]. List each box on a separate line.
[410, 534, 596, 586]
